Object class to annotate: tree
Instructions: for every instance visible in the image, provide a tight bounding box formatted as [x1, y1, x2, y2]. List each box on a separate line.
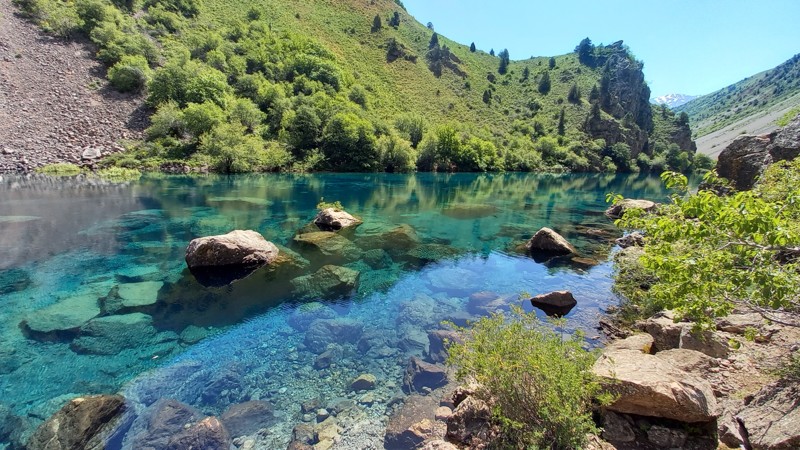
[575, 37, 595, 65]
[548, 56, 556, 69]
[482, 89, 492, 104]
[489, 48, 495, 57]
[521, 66, 530, 81]
[388, 11, 400, 28]
[321, 112, 379, 171]
[469, 42, 476, 52]
[371, 14, 382, 32]
[568, 83, 581, 103]
[589, 85, 600, 103]
[426, 21, 434, 30]
[429, 32, 439, 49]
[557, 108, 566, 136]
[678, 111, 690, 126]
[538, 70, 551, 94]
[498, 48, 510, 75]
[395, 113, 426, 148]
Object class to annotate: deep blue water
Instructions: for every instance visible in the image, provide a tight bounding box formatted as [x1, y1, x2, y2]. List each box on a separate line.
[0, 172, 669, 448]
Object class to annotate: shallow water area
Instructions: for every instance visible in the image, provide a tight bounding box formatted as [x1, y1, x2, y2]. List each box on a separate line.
[0, 172, 670, 448]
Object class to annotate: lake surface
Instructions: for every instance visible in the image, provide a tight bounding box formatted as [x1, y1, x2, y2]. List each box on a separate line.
[0, 172, 670, 449]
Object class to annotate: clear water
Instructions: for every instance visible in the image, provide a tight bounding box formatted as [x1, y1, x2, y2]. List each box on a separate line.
[0, 172, 669, 448]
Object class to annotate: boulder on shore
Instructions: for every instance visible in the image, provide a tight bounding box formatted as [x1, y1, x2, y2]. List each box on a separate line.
[26, 395, 126, 450]
[593, 348, 719, 423]
[185, 230, 279, 268]
[314, 208, 362, 231]
[605, 199, 656, 220]
[735, 380, 800, 450]
[525, 227, 576, 256]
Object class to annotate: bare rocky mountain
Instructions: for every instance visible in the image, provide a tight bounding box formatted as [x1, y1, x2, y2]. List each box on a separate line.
[0, 0, 147, 173]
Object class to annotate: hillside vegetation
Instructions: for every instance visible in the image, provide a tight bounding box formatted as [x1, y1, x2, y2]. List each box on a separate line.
[677, 53, 800, 138]
[17, 0, 701, 173]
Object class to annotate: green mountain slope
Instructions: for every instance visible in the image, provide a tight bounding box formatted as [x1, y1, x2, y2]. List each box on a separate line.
[676, 53, 800, 138]
[18, 0, 700, 173]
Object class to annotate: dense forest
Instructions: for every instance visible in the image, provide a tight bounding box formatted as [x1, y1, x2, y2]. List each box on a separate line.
[17, 0, 705, 173]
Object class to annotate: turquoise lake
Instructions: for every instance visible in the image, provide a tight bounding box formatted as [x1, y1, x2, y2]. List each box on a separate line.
[0, 172, 670, 448]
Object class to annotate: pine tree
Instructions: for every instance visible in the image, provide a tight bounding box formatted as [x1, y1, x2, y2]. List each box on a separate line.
[389, 11, 400, 28]
[483, 89, 492, 104]
[429, 32, 439, 49]
[489, 48, 495, 57]
[426, 21, 434, 30]
[568, 83, 581, 103]
[522, 66, 530, 81]
[538, 71, 551, 94]
[371, 14, 382, 32]
[498, 49, 510, 75]
[558, 108, 566, 135]
[470, 42, 476, 52]
[575, 37, 595, 66]
[548, 57, 556, 69]
[589, 85, 600, 103]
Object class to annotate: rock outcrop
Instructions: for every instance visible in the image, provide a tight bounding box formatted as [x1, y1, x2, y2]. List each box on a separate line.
[735, 380, 800, 450]
[717, 113, 800, 190]
[593, 348, 719, 423]
[185, 230, 279, 268]
[403, 357, 448, 394]
[27, 395, 126, 450]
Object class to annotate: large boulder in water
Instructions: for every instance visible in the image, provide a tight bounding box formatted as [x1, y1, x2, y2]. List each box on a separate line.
[530, 290, 577, 317]
[185, 230, 279, 268]
[525, 227, 576, 256]
[122, 398, 202, 450]
[593, 348, 719, 423]
[166, 416, 231, 450]
[314, 208, 362, 231]
[22, 293, 101, 340]
[27, 395, 126, 450]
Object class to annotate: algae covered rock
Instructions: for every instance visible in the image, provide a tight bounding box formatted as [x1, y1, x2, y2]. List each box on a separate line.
[605, 198, 657, 219]
[290, 265, 360, 300]
[71, 313, 163, 355]
[27, 395, 126, 450]
[22, 294, 101, 340]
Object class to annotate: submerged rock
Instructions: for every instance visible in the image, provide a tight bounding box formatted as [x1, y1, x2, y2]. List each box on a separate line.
[441, 203, 499, 220]
[166, 416, 231, 450]
[22, 294, 101, 340]
[290, 265, 360, 300]
[102, 281, 163, 314]
[185, 230, 279, 268]
[349, 374, 377, 391]
[71, 313, 161, 355]
[525, 227, 576, 256]
[313, 208, 362, 231]
[529, 290, 577, 317]
[593, 348, 719, 423]
[605, 199, 656, 219]
[403, 357, 448, 394]
[27, 395, 126, 450]
[293, 231, 362, 260]
[356, 224, 419, 254]
[427, 330, 463, 364]
[287, 302, 338, 331]
[123, 398, 202, 450]
[304, 318, 364, 353]
[220, 400, 274, 438]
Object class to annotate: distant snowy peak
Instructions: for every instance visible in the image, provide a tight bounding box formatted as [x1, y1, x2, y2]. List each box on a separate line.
[652, 94, 698, 109]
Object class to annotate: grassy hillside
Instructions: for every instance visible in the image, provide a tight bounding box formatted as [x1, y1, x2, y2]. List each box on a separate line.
[17, 0, 700, 173]
[677, 53, 800, 138]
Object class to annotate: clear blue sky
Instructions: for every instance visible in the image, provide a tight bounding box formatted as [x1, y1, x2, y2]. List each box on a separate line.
[401, 0, 800, 98]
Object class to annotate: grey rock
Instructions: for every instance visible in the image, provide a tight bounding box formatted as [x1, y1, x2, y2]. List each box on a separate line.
[605, 199, 656, 220]
[445, 396, 493, 447]
[313, 208, 362, 231]
[165, 416, 231, 450]
[349, 373, 377, 391]
[646, 424, 687, 448]
[71, 313, 159, 355]
[427, 330, 463, 364]
[639, 311, 686, 352]
[530, 290, 577, 316]
[81, 147, 102, 160]
[304, 318, 363, 354]
[606, 333, 654, 353]
[123, 398, 202, 450]
[655, 348, 715, 374]
[615, 231, 645, 248]
[185, 230, 279, 268]
[601, 411, 636, 443]
[290, 265, 359, 300]
[736, 380, 800, 450]
[525, 227, 576, 255]
[679, 327, 729, 359]
[287, 302, 338, 331]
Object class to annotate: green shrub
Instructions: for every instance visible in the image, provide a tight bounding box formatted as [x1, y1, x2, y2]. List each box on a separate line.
[76, 0, 120, 33]
[182, 101, 226, 138]
[613, 169, 800, 329]
[36, 163, 82, 176]
[197, 123, 289, 172]
[146, 101, 186, 140]
[377, 133, 416, 173]
[228, 97, 265, 132]
[96, 167, 141, 181]
[316, 198, 344, 211]
[447, 308, 606, 449]
[394, 113, 426, 149]
[348, 84, 369, 108]
[321, 112, 379, 171]
[108, 55, 152, 92]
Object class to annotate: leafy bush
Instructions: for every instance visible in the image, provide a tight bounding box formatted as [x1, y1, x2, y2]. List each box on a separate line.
[182, 101, 226, 139]
[348, 84, 369, 108]
[316, 198, 343, 211]
[447, 308, 606, 449]
[197, 123, 289, 172]
[146, 101, 186, 140]
[36, 163, 82, 176]
[321, 112, 379, 171]
[377, 133, 416, 173]
[96, 167, 141, 181]
[613, 169, 800, 329]
[394, 113, 426, 149]
[108, 55, 152, 92]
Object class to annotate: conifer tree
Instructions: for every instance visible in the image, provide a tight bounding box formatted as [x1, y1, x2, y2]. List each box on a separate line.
[429, 32, 439, 49]
[371, 14, 382, 32]
[389, 11, 400, 28]
[489, 48, 495, 57]
[568, 83, 581, 103]
[558, 108, 566, 135]
[470, 42, 476, 52]
[538, 71, 551, 94]
[498, 49, 510, 75]
[548, 56, 556, 69]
